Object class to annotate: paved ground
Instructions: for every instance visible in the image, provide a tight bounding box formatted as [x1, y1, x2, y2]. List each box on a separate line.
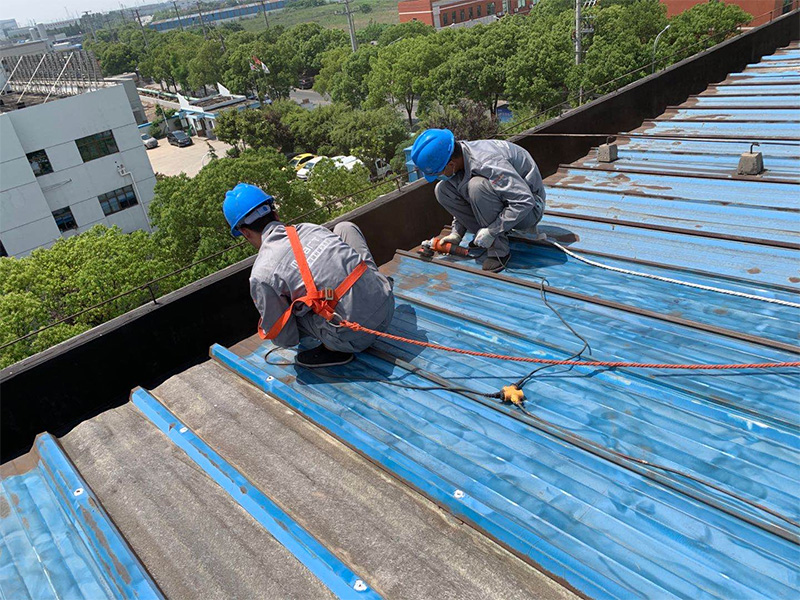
[145, 137, 233, 178]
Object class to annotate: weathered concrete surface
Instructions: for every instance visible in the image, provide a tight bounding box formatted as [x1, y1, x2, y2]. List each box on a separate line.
[152, 360, 577, 600]
[60, 402, 336, 600]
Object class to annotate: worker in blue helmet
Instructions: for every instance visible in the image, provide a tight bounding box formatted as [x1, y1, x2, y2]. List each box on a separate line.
[410, 129, 546, 272]
[223, 183, 394, 368]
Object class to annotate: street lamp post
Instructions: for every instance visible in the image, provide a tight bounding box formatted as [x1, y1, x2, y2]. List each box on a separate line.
[652, 24, 671, 74]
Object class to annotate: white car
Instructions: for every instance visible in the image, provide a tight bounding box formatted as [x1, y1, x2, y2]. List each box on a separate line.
[296, 156, 326, 180]
[141, 133, 159, 149]
[297, 155, 365, 180]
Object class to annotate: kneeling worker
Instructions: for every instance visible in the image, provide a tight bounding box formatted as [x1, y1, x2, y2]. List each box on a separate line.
[223, 183, 395, 368]
[411, 129, 546, 272]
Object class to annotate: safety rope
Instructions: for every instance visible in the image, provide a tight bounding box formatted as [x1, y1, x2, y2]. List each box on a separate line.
[545, 240, 800, 309]
[336, 319, 799, 370]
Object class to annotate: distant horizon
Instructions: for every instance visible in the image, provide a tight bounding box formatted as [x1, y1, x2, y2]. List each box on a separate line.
[2, 0, 159, 27]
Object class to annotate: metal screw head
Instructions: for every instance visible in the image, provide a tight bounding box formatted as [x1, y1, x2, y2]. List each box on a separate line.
[454, 489, 465, 499]
[266, 376, 274, 382]
[73, 488, 84, 497]
[353, 580, 368, 592]
[179, 427, 188, 433]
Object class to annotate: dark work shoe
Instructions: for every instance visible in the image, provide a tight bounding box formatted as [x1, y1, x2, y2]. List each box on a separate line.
[482, 254, 510, 273]
[296, 346, 354, 368]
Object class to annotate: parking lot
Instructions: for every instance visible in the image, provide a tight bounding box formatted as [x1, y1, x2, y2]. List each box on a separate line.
[145, 137, 232, 177]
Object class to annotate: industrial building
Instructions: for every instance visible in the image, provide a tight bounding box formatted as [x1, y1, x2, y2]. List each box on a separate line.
[0, 85, 156, 257]
[399, 0, 534, 28]
[0, 8, 798, 600]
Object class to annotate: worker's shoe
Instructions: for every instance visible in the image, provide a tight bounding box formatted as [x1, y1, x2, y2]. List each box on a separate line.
[296, 346, 354, 368]
[482, 254, 510, 273]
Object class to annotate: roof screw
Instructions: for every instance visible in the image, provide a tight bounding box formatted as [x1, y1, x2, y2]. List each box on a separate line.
[454, 489, 465, 499]
[179, 426, 188, 433]
[353, 580, 368, 592]
[73, 488, 84, 497]
[750, 142, 760, 153]
[266, 376, 274, 382]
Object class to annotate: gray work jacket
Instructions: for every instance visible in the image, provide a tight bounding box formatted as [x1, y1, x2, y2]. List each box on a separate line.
[250, 221, 395, 353]
[451, 139, 546, 237]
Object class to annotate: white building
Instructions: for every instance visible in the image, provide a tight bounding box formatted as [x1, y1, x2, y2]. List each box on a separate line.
[0, 85, 156, 258]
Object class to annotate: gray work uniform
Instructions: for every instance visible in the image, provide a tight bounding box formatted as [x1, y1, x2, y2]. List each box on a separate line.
[435, 139, 546, 257]
[250, 221, 394, 353]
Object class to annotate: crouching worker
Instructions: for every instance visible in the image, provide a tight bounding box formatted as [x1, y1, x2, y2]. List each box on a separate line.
[411, 128, 546, 273]
[223, 183, 395, 368]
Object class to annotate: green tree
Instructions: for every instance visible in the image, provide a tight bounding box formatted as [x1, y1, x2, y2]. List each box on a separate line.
[149, 148, 316, 267]
[366, 35, 443, 125]
[505, 10, 575, 112]
[0, 227, 178, 368]
[328, 106, 409, 167]
[422, 99, 498, 141]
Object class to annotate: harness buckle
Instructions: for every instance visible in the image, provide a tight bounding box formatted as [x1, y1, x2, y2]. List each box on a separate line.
[321, 288, 336, 302]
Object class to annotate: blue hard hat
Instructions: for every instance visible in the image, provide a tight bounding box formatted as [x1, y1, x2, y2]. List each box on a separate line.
[410, 129, 455, 182]
[223, 183, 275, 237]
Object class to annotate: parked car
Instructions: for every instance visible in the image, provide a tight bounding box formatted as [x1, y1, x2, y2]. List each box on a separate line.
[288, 153, 317, 171]
[297, 155, 364, 180]
[331, 155, 365, 171]
[296, 156, 325, 180]
[167, 131, 193, 147]
[141, 133, 159, 149]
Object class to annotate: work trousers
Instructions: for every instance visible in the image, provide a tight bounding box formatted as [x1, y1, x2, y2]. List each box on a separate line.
[435, 176, 544, 257]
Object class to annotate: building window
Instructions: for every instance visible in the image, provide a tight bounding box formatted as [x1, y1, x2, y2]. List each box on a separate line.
[452, 10, 457, 22]
[26, 149, 53, 176]
[98, 184, 138, 216]
[487, 2, 496, 15]
[460, 9, 465, 20]
[75, 130, 119, 163]
[477, 5, 482, 16]
[518, 0, 526, 8]
[52, 207, 78, 232]
[468, 7, 473, 18]
[442, 12, 448, 25]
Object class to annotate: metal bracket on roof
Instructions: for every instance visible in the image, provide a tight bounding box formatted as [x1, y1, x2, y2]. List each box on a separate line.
[597, 136, 618, 163]
[738, 142, 764, 175]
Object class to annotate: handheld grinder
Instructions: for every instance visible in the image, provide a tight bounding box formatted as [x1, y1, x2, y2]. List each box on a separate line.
[418, 237, 470, 258]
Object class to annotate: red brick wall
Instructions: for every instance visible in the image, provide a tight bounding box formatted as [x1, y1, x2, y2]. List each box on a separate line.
[660, 0, 797, 27]
[398, 0, 435, 25]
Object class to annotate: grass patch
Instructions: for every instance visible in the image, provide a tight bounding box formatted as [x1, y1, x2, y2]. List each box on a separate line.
[239, 0, 398, 32]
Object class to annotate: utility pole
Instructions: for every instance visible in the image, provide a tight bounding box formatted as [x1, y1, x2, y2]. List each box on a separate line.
[574, 0, 582, 67]
[134, 9, 149, 49]
[173, 1, 184, 31]
[196, 2, 209, 39]
[575, 0, 583, 105]
[259, 0, 270, 28]
[82, 11, 97, 42]
[341, 0, 358, 52]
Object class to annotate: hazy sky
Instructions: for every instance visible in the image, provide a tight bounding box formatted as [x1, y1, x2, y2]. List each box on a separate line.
[2, 0, 155, 26]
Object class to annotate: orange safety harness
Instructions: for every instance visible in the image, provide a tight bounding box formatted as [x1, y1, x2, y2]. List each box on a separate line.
[258, 225, 368, 340]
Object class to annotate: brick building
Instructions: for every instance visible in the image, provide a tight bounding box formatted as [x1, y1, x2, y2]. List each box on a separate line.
[398, 0, 535, 29]
[660, 0, 798, 27]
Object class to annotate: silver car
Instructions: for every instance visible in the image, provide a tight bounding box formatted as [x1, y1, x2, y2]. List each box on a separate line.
[141, 133, 159, 149]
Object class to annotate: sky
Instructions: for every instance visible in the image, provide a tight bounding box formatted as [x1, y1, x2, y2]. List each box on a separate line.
[2, 0, 154, 26]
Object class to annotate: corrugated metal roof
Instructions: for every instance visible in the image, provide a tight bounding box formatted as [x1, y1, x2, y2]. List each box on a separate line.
[0, 434, 162, 599]
[212, 43, 800, 599]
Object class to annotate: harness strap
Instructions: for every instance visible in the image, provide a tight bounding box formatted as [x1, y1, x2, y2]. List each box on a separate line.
[258, 225, 368, 340]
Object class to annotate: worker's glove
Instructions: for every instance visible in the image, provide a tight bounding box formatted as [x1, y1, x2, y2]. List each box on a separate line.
[474, 228, 496, 249]
[439, 232, 462, 245]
